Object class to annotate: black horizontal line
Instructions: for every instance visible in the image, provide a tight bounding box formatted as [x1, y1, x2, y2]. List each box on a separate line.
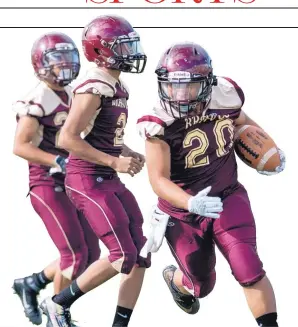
[0, 27, 297, 29]
[0, 6, 297, 10]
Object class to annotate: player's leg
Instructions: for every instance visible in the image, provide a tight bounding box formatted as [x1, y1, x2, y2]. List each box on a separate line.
[43, 259, 59, 281]
[40, 176, 142, 327]
[213, 184, 278, 327]
[163, 216, 216, 314]
[112, 186, 150, 326]
[14, 186, 90, 326]
[76, 210, 101, 266]
[12, 259, 58, 325]
[30, 186, 91, 286]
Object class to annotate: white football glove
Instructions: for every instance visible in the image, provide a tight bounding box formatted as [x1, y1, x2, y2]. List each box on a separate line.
[49, 156, 68, 176]
[188, 186, 223, 219]
[140, 206, 170, 258]
[257, 148, 286, 176]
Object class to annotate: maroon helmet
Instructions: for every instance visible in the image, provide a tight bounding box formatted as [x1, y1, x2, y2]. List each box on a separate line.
[155, 42, 217, 117]
[82, 15, 146, 73]
[31, 32, 80, 86]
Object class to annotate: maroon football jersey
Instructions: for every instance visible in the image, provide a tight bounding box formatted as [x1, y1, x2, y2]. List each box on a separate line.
[13, 82, 72, 188]
[137, 77, 245, 220]
[67, 67, 129, 176]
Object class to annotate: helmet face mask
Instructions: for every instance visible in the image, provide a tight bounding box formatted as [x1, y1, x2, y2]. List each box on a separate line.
[32, 34, 80, 87]
[155, 43, 217, 118]
[82, 16, 147, 73]
[108, 33, 147, 73]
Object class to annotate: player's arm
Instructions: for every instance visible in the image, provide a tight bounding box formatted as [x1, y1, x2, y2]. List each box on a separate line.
[146, 138, 223, 216]
[121, 144, 134, 157]
[146, 138, 191, 210]
[13, 116, 58, 167]
[122, 144, 145, 165]
[58, 93, 114, 166]
[58, 94, 142, 176]
[235, 109, 285, 175]
[234, 110, 262, 128]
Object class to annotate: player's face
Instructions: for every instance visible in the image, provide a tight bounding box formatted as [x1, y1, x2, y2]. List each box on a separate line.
[162, 82, 203, 103]
[45, 50, 80, 84]
[113, 40, 144, 57]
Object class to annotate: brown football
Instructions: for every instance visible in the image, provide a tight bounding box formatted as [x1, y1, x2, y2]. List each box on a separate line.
[234, 125, 280, 172]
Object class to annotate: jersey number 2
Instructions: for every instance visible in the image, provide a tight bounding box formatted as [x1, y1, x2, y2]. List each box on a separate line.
[114, 113, 127, 146]
[54, 111, 68, 147]
[183, 119, 234, 169]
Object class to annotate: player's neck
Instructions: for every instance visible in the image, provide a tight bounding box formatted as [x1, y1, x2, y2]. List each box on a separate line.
[194, 103, 205, 115]
[45, 81, 65, 91]
[101, 67, 121, 81]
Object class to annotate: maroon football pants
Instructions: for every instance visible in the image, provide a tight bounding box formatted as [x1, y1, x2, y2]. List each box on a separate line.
[65, 174, 151, 274]
[30, 186, 100, 280]
[165, 184, 265, 298]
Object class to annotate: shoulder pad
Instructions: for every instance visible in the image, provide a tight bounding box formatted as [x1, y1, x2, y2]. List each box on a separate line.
[12, 82, 61, 117]
[210, 77, 245, 110]
[137, 100, 175, 140]
[73, 67, 116, 97]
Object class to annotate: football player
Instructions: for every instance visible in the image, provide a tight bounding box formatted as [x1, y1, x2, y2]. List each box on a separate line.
[137, 42, 285, 327]
[40, 16, 150, 327]
[12, 32, 100, 326]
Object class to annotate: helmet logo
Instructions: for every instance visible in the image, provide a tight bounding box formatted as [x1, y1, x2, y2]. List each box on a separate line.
[168, 71, 191, 79]
[55, 43, 74, 50]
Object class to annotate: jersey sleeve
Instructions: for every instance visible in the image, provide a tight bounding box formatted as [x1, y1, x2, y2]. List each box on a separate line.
[73, 67, 116, 97]
[12, 83, 48, 119]
[12, 100, 44, 119]
[209, 76, 245, 120]
[137, 100, 175, 140]
[12, 81, 64, 120]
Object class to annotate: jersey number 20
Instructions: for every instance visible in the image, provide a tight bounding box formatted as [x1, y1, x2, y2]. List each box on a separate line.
[183, 119, 234, 169]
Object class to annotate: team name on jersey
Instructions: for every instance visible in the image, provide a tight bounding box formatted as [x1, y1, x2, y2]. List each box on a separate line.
[185, 113, 230, 129]
[111, 98, 128, 109]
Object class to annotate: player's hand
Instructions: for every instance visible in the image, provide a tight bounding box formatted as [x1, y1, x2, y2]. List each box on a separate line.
[188, 186, 223, 219]
[130, 151, 146, 165]
[49, 156, 68, 175]
[140, 205, 170, 258]
[112, 157, 144, 177]
[257, 148, 286, 176]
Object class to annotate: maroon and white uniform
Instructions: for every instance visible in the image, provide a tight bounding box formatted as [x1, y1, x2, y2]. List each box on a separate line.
[137, 77, 265, 297]
[67, 67, 129, 176]
[14, 82, 72, 188]
[65, 67, 150, 274]
[13, 81, 100, 279]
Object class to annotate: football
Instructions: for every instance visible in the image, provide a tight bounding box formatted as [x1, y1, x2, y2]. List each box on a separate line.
[234, 125, 280, 172]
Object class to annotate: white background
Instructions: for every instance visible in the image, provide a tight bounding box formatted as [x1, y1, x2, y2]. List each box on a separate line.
[0, 3, 297, 327]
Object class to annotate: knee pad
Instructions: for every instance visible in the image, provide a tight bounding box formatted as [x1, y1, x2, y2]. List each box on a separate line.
[109, 249, 138, 274]
[60, 245, 89, 280]
[183, 271, 216, 298]
[228, 243, 266, 286]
